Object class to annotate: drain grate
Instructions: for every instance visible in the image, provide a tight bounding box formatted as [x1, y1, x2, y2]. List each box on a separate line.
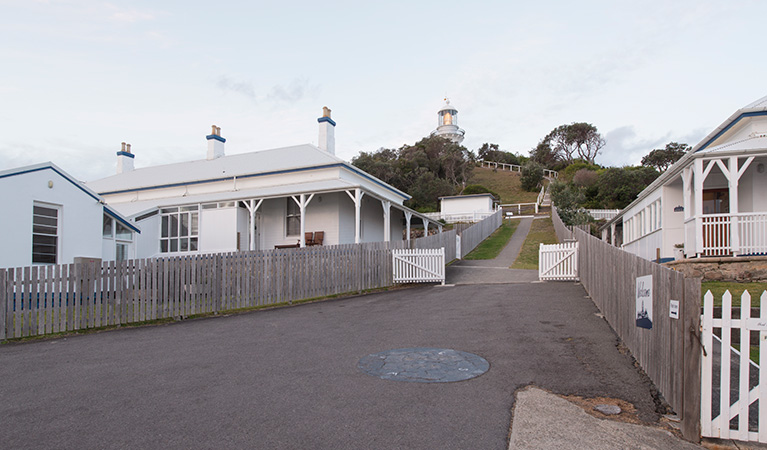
[358, 347, 489, 383]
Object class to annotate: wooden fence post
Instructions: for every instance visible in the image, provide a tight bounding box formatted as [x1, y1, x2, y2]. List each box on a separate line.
[0, 269, 6, 340]
[682, 277, 702, 442]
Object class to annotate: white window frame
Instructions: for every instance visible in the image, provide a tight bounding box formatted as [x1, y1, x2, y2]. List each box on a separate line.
[160, 206, 199, 253]
[286, 198, 300, 237]
[32, 202, 61, 265]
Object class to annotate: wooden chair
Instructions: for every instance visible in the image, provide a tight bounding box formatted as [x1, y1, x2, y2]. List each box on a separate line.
[312, 231, 324, 246]
[304, 232, 314, 246]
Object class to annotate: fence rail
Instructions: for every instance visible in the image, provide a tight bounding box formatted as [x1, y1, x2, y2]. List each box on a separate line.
[0, 212, 503, 341]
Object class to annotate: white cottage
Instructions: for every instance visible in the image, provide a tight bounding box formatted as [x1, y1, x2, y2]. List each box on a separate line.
[438, 193, 499, 223]
[0, 162, 139, 268]
[601, 96, 767, 260]
[86, 109, 441, 259]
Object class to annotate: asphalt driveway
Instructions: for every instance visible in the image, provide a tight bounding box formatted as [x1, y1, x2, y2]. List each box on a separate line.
[0, 282, 659, 449]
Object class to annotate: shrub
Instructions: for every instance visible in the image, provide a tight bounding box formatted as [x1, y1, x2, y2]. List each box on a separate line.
[520, 161, 544, 191]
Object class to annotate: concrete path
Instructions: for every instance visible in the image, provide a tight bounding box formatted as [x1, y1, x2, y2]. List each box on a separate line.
[509, 387, 702, 449]
[0, 282, 677, 450]
[447, 217, 538, 284]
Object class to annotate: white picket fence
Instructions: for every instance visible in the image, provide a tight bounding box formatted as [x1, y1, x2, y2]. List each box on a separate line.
[702, 289, 767, 443]
[538, 242, 579, 281]
[392, 248, 445, 285]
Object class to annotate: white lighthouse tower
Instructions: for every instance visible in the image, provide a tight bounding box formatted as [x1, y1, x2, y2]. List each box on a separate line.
[430, 98, 465, 144]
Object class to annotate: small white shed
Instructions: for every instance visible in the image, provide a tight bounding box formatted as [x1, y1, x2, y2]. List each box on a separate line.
[0, 162, 139, 268]
[439, 193, 498, 223]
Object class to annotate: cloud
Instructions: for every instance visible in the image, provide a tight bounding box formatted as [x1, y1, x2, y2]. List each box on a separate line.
[601, 126, 669, 167]
[266, 78, 316, 104]
[216, 76, 258, 103]
[216, 76, 318, 105]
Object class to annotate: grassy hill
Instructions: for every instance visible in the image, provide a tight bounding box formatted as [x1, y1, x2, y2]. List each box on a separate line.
[468, 166, 541, 204]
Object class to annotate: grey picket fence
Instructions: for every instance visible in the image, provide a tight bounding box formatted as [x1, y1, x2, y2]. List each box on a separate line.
[554, 205, 702, 442]
[0, 212, 503, 341]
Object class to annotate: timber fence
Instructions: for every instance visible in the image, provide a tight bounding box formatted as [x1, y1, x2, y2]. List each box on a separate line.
[0, 212, 502, 341]
[552, 207, 702, 441]
[459, 210, 503, 257]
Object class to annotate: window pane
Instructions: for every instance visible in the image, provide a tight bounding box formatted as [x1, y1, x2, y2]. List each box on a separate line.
[160, 207, 179, 213]
[33, 206, 57, 217]
[191, 213, 198, 235]
[161, 216, 169, 238]
[160, 240, 168, 253]
[170, 215, 179, 237]
[170, 239, 178, 252]
[103, 214, 113, 238]
[180, 213, 189, 237]
[34, 215, 57, 227]
[116, 243, 127, 261]
[116, 222, 132, 240]
[33, 224, 57, 235]
[190, 238, 198, 251]
[180, 238, 189, 252]
[181, 205, 198, 212]
[32, 252, 56, 264]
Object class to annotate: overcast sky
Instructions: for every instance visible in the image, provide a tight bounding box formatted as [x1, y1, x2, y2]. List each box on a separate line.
[1, 0, 764, 181]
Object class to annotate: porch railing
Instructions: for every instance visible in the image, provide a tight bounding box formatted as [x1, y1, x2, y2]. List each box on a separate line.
[686, 212, 767, 257]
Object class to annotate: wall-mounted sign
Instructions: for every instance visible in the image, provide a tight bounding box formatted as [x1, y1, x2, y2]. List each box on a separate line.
[674, 206, 684, 212]
[669, 300, 679, 319]
[636, 275, 653, 329]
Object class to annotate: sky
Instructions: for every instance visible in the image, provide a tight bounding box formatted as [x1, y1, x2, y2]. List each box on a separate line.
[1, 0, 765, 181]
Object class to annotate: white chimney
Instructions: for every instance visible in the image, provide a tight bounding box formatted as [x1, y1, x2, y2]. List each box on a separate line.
[116, 142, 135, 174]
[207, 125, 225, 160]
[317, 106, 336, 155]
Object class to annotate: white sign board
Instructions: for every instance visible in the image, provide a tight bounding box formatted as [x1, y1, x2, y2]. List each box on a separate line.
[636, 275, 653, 329]
[669, 300, 679, 319]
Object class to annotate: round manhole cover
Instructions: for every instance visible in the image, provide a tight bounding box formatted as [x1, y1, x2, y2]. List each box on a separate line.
[358, 347, 489, 383]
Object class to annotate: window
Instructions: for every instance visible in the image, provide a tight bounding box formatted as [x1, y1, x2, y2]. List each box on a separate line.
[160, 206, 199, 253]
[286, 198, 300, 236]
[32, 204, 59, 264]
[102, 213, 113, 237]
[103, 213, 134, 260]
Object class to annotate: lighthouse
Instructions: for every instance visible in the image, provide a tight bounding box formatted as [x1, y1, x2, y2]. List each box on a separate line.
[430, 98, 465, 144]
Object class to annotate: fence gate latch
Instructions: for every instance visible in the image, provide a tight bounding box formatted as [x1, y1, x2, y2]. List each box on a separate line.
[690, 325, 707, 357]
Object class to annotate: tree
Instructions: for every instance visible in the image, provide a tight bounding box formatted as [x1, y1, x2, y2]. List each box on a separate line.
[549, 181, 593, 226]
[520, 161, 544, 192]
[594, 166, 659, 209]
[641, 142, 689, 172]
[530, 140, 560, 168]
[477, 143, 521, 166]
[351, 135, 475, 211]
[538, 122, 605, 165]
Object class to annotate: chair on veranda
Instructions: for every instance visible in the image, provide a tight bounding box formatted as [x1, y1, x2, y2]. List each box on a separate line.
[305, 232, 314, 246]
[312, 231, 324, 246]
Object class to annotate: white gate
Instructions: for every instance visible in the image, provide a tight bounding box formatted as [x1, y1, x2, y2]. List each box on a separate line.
[701, 289, 767, 443]
[538, 241, 578, 281]
[392, 248, 445, 285]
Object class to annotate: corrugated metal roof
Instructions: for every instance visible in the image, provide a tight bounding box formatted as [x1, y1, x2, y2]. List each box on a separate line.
[87, 144, 344, 193]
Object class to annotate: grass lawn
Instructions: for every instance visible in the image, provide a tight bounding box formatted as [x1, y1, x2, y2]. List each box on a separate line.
[469, 167, 540, 204]
[511, 216, 558, 270]
[701, 281, 767, 307]
[463, 219, 520, 260]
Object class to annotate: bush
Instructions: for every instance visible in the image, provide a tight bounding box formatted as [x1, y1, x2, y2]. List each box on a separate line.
[462, 184, 499, 198]
[572, 169, 599, 188]
[520, 161, 544, 191]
